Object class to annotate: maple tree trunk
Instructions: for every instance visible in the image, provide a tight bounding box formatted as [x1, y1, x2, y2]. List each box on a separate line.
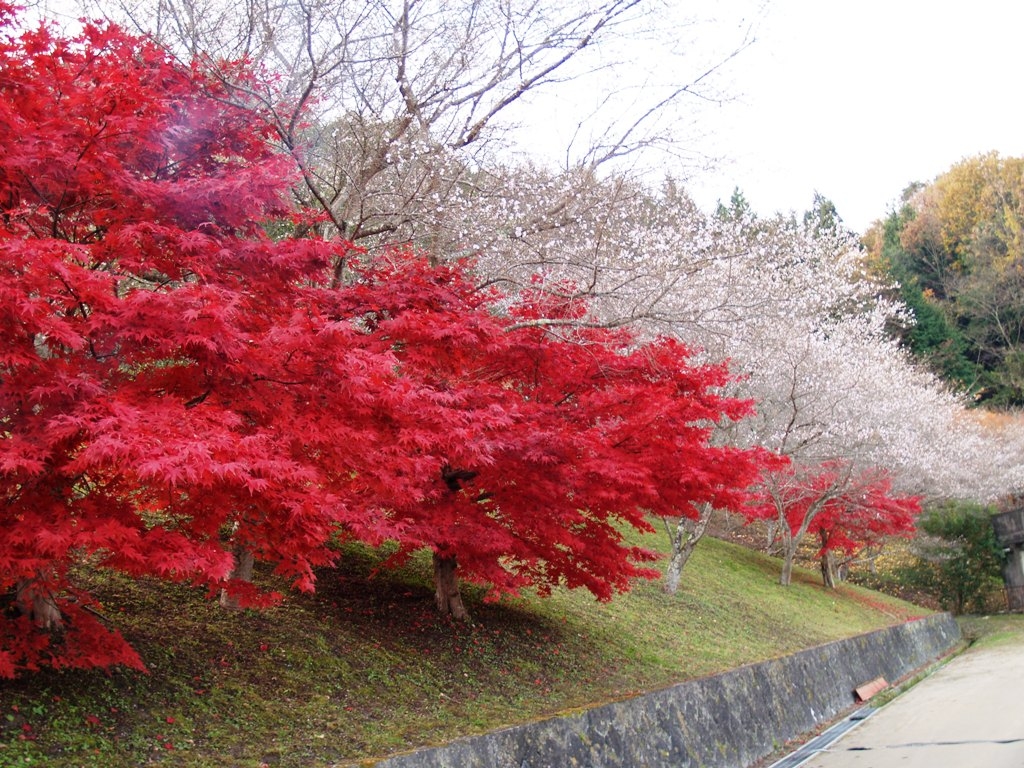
[663, 549, 685, 595]
[662, 505, 713, 595]
[819, 531, 838, 589]
[433, 553, 469, 621]
[780, 548, 796, 587]
[763, 520, 782, 555]
[776, 517, 797, 586]
[16, 579, 62, 630]
[219, 547, 255, 610]
[820, 552, 837, 589]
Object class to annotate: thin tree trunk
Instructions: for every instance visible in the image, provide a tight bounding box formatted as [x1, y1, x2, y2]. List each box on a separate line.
[780, 546, 796, 586]
[663, 546, 685, 595]
[819, 531, 838, 589]
[662, 504, 713, 595]
[433, 553, 469, 620]
[777, 502, 824, 586]
[16, 579, 62, 630]
[219, 547, 255, 610]
[820, 551, 837, 589]
[776, 513, 797, 586]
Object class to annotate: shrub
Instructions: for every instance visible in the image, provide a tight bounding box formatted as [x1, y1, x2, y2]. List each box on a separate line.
[898, 501, 1005, 615]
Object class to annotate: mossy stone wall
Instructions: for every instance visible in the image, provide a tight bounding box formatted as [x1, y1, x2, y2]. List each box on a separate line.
[362, 614, 961, 768]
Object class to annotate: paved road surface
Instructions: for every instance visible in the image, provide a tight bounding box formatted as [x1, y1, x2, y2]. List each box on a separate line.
[792, 637, 1024, 768]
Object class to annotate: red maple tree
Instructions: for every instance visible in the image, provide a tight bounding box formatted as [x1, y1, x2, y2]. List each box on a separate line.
[0, 6, 355, 675]
[341, 262, 777, 617]
[756, 461, 921, 587]
[807, 470, 920, 588]
[0, 6, 773, 675]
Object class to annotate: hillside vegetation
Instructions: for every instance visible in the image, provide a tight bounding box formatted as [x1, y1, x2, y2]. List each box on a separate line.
[864, 152, 1024, 406]
[1, 534, 927, 768]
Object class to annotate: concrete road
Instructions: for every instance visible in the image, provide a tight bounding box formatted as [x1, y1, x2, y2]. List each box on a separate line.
[792, 638, 1024, 768]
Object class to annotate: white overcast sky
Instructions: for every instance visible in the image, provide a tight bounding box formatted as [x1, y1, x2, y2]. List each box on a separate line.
[682, 0, 1024, 232]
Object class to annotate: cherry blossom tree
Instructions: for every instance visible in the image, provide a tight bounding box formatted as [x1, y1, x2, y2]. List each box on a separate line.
[626, 203, 1019, 585]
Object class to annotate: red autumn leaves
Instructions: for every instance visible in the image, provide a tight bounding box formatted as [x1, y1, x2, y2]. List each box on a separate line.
[0, 5, 917, 676]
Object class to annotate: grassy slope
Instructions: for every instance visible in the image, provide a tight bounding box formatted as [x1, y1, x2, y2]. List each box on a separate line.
[958, 614, 1024, 649]
[0, 534, 928, 768]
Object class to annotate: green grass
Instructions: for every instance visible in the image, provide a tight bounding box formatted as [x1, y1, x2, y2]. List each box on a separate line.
[958, 613, 1024, 649]
[0, 534, 930, 768]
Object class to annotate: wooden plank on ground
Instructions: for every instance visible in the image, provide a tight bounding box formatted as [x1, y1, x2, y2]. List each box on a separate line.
[854, 676, 889, 702]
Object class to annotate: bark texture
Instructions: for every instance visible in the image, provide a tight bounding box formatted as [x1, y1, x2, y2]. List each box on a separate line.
[433, 553, 469, 620]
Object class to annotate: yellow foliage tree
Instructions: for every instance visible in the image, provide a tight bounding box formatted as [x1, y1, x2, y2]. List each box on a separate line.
[933, 152, 1024, 272]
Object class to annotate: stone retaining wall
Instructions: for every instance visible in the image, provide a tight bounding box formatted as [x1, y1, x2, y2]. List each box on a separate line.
[359, 613, 961, 768]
